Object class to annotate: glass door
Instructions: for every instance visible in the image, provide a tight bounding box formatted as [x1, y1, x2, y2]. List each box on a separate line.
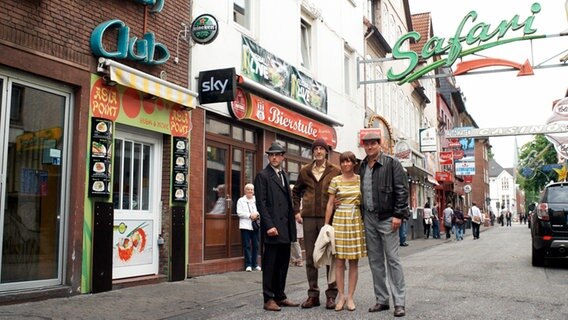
[112, 126, 161, 279]
[0, 74, 71, 291]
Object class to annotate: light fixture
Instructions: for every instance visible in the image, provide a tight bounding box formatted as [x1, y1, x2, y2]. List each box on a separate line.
[102, 74, 117, 87]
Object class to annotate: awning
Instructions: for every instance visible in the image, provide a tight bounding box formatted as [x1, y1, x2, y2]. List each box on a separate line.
[97, 58, 197, 109]
[427, 176, 440, 186]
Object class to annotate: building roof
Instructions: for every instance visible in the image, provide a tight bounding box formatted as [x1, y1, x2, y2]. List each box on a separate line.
[410, 12, 432, 60]
[488, 158, 504, 177]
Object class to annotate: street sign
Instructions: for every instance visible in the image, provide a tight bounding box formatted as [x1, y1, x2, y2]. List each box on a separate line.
[464, 184, 472, 193]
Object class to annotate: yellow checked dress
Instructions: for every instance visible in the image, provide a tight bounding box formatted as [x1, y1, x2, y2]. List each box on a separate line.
[328, 175, 367, 260]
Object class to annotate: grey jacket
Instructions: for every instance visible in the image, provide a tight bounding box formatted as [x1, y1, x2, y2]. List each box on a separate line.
[359, 152, 409, 220]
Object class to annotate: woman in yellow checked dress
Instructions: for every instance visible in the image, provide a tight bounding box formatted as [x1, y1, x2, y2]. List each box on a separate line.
[325, 151, 366, 312]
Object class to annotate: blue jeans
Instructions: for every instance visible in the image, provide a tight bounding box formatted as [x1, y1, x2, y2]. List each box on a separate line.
[455, 224, 464, 240]
[399, 220, 407, 245]
[432, 220, 440, 239]
[241, 229, 259, 268]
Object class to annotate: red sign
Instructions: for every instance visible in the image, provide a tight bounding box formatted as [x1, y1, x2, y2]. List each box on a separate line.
[439, 151, 453, 165]
[90, 78, 120, 121]
[463, 175, 473, 183]
[448, 138, 461, 149]
[230, 88, 247, 120]
[453, 149, 464, 160]
[238, 91, 337, 148]
[436, 171, 453, 182]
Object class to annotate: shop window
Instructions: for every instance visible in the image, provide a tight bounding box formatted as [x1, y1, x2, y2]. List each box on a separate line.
[0, 75, 71, 290]
[245, 129, 254, 143]
[206, 118, 230, 136]
[232, 127, 243, 141]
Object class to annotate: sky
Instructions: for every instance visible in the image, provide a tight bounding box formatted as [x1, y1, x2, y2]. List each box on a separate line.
[409, 0, 568, 168]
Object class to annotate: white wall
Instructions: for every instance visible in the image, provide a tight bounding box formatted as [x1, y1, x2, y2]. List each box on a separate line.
[191, 0, 368, 154]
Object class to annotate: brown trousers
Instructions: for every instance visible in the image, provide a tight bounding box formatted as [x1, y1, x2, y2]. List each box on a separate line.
[303, 217, 338, 299]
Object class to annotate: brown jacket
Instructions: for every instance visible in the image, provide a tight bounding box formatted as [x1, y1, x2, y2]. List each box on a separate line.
[292, 160, 341, 218]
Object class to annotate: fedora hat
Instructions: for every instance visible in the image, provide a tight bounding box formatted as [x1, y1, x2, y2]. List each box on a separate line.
[361, 132, 381, 141]
[266, 142, 286, 154]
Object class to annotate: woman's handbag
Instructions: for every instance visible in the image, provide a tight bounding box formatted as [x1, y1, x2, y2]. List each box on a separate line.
[425, 217, 432, 225]
[472, 215, 481, 224]
[253, 219, 260, 231]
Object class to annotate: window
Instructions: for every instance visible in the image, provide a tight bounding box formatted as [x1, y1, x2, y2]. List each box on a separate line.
[300, 19, 312, 69]
[344, 48, 352, 96]
[501, 177, 509, 191]
[233, 0, 250, 29]
[275, 135, 312, 184]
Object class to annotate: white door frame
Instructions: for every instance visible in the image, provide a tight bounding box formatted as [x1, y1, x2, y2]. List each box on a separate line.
[112, 125, 162, 279]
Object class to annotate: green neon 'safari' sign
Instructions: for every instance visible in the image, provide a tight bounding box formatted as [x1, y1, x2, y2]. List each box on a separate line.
[387, 2, 544, 84]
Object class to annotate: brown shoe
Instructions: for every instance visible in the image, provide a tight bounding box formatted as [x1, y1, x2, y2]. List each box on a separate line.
[301, 297, 320, 308]
[368, 303, 390, 312]
[325, 297, 336, 309]
[264, 299, 281, 311]
[277, 299, 300, 307]
[394, 305, 406, 317]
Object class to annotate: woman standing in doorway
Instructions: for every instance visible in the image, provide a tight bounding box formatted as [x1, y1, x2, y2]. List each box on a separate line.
[236, 183, 261, 272]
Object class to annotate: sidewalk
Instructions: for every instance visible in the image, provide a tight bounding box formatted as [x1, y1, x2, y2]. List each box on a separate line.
[0, 226, 491, 320]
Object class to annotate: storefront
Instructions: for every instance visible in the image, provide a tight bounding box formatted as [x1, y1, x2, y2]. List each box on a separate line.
[86, 60, 196, 292]
[189, 40, 341, 275]
[0, 0, 195, 302]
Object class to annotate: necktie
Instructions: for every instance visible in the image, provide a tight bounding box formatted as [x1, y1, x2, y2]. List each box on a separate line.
[278, 171, 285, 187]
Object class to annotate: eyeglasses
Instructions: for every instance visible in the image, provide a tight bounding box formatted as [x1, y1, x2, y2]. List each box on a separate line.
[268, 153, 283, 157]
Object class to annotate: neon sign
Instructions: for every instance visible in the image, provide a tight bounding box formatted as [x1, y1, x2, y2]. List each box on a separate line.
[387, 2, 543, 84]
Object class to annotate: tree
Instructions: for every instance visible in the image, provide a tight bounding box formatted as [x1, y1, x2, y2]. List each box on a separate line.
[517, 135, 558, 204]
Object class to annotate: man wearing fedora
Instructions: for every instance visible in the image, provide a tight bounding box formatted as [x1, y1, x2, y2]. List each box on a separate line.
[292, 138, 341, 309]
[359, 132, 409, 317]
[254, 141, 300, 311]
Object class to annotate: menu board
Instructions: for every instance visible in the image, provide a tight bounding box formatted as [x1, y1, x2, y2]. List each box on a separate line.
[172, 137, 188, 203]
[89, 118, 113, 197]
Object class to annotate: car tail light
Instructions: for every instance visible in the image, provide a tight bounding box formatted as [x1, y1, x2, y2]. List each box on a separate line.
[537, 203, 550, 221]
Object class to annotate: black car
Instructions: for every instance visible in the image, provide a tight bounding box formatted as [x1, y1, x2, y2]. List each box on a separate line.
[531, 181, 568, 266]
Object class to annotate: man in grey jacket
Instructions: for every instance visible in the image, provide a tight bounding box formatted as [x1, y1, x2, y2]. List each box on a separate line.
[359, 132, 409, 317]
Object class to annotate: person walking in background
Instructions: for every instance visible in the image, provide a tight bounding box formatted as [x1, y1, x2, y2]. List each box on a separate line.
[443, 203, 454, 239]
[469, 202, 483, 240]
[423, 203, 432, 239]
[236, 183, 261, 272]
[324, 151, 366, 312]
[499, 206, 506, 227]
[290, 220, 304, 267]
[254, 142, 300, 311]
[399, 216, 409, 247]
[431, 203, 440, 239]
[505, 208, 512, 227]
[453, 207, 465, 241]
[292, 138, 341, 310]
[359, 132, 409, 318]
[290, 184, 304, 267]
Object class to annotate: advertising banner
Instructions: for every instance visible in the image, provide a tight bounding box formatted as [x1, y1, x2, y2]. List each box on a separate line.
[90, 74, 191, 137]
[231, 89, 336, 148]
[419, 127, 437, 152]
[241, 36, 328, 113]
[455, 161, 476, 175]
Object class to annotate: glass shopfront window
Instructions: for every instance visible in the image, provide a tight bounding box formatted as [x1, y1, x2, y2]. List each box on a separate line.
[0, 71, 72, 291]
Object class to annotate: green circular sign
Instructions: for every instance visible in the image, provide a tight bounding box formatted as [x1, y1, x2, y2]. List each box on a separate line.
[191, 14, 219, 45]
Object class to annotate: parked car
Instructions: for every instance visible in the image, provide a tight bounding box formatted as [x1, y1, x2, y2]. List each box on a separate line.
[531, 182, 568, 266]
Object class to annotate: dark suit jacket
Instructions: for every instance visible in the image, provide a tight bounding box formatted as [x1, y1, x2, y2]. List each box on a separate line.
[254, 164, 296, 244]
